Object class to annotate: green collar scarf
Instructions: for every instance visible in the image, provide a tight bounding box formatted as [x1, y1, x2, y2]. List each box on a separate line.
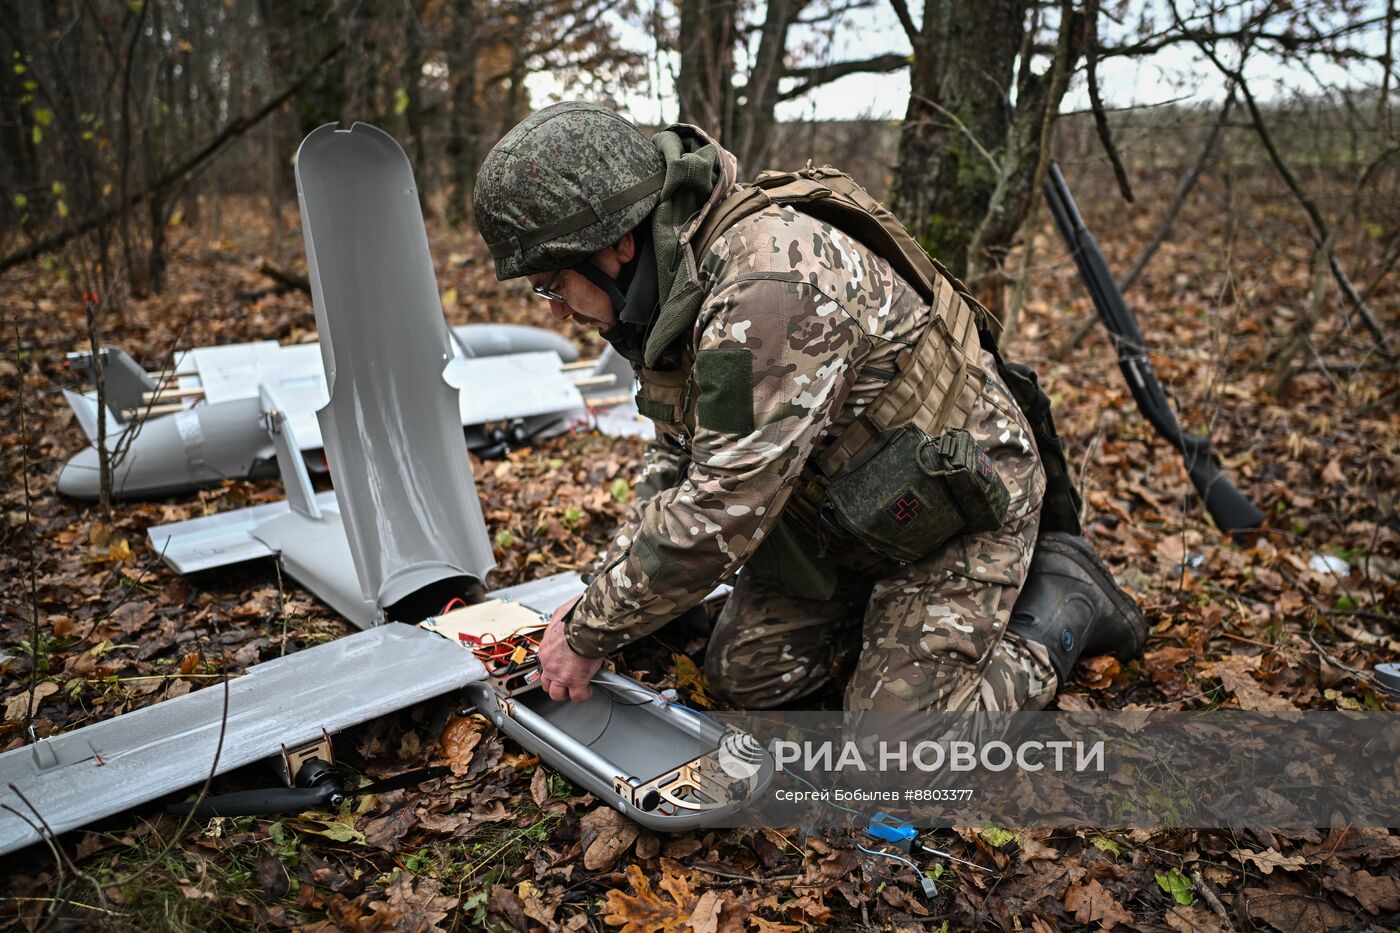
[645, 127, 724, 368]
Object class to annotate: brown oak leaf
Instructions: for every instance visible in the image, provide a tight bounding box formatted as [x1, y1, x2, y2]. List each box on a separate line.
[368, 872, 456, 933]
[1324, 868, 1400, 914]
[1241, 883, 1350, 933]
[602, 863, 696, 932]
[362, 803, 416, 852]
[1229, 847, 1307, 875]
[1163, 905, 1224, 932]
[581, 806, 640, 871]
[438, 715, 484, 776]
[687, 889, 723, 933]
[1064, 878, 1133, 929]
[749, 919, 802, 933]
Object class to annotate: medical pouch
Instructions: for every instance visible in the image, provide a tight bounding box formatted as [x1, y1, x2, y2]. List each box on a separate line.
[821, 425, 1010, 564]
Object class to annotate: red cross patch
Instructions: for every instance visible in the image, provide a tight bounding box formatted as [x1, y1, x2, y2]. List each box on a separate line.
[887, 491, 923, 525]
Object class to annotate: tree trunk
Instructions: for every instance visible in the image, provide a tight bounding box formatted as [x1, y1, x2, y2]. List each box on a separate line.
[731, 0, 793, 175]
[146, 0, 174, 294]
[676, 0, 736, 138]
[0, 0, 38, 237]
[403, 1, 430, 217]
[259, 0, 344, 204]
[889, 0, 1030, 280]
[446, 0, 480, 227]
[675, 0, 913, 180]
[501, 6, 530, 138]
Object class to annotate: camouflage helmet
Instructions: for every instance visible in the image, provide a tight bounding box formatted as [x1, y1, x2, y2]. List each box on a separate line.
[473, 101, 665, 280]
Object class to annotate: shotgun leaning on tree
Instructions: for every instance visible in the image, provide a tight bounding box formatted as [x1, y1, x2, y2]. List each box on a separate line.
[1044, 164, 1265, 538]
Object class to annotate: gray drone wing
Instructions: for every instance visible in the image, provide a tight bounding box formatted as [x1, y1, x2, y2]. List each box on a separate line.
[296, 122, 494, 617]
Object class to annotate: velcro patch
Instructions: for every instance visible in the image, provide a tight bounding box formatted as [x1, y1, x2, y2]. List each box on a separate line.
[695, 349, 755, 435]
[635, 394, 677, 423]
[887, 489, 923, 525]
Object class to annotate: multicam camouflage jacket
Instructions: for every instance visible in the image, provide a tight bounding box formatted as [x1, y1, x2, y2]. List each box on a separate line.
[563, 131, 1034, 659]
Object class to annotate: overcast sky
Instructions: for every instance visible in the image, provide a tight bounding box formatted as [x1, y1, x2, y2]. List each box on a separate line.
[527, 2, 1392, 124]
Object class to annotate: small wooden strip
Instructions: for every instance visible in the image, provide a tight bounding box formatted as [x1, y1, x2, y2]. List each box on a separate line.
[142, 386, 205, 402]
[570, 374, 617, 390]
[148, 369, 198, 382]
[585, 393, 633, 409]
[123, 402, 186, 419]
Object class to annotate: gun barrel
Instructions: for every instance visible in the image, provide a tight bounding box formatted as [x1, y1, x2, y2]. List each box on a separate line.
[1043, 164, 1263, 536]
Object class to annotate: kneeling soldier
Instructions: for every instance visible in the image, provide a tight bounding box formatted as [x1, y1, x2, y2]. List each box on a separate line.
[472, 102, 1147, 712]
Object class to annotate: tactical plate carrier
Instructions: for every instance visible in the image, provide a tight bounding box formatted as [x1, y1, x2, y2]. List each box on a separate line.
[692, 165, 1082, 566]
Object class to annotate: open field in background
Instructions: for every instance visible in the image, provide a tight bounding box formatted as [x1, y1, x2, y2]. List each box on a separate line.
[0, 131, 1397, 929]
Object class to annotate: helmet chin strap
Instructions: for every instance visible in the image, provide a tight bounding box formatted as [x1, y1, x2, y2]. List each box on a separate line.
[570, 259, 628, 318]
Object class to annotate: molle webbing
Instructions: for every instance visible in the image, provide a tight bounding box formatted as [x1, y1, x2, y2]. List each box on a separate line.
[692, 167, 1001, 339]
[815, 274, 985, 478]
[692, 166, 992, 479]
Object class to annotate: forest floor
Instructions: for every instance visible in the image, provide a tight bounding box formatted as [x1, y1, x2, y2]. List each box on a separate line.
[0, 162, 1397, 932]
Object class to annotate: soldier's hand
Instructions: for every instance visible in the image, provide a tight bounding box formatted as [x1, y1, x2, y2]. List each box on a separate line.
[537, 599, 604, 703]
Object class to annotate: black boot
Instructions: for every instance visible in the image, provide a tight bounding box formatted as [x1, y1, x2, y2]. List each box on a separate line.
[1006, 532, 1148, 685]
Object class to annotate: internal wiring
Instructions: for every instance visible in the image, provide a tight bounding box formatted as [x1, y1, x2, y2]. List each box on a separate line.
[857, 843, 923, 876]
[431, 600, 546, 675]
[593, 681, 655, 707]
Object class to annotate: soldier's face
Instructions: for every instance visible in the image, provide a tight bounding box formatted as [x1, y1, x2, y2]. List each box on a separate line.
[526, 232, 635, 331]
[528, 269, 618, 329]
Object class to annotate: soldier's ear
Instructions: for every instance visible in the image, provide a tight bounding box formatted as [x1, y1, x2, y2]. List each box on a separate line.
[612, 231, 636, 263]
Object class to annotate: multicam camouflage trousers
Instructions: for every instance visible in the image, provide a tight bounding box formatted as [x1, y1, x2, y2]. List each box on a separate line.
[704, 369, 1059, 713]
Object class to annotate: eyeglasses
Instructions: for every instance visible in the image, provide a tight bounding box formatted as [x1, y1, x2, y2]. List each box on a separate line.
[531, 269, 567, 302]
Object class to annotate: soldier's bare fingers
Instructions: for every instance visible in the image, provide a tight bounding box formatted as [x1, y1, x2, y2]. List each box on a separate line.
[542, 671, 567, 702]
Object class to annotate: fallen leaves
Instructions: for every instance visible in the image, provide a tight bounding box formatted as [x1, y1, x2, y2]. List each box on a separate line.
[1240, 882, 1352, 933]
[362, 802, 417, 852]
[602, 863, 700, 933]
[672, 653, 714, 707]
[1229, 847, 1307, 875]
[368, 871, 458, 932]
[3, 680, 56, 720]
[580, 805, 640, 871]
[1064, 878, 1134, 928]
[293, 816, 366, 845]
[437, 714, 484, 776]
[0, 163, 1395, 933]
[1076, 655, 1121, 689]
[1323, 867, 1400, 914]
[1163, 904, 1225, 932]
[1200, 656, 1300, 711]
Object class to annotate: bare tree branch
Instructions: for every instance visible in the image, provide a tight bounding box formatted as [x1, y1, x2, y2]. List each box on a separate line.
[0, 40, 345, 274]
[793, 0, 877, 26]
[1186, 19, 1391, 352]
[1124, 92, 1236, 293]
[777, 52, 908, 101]
[1085, 0, 1134, 203]
[1100, 14, 1388, 59]
[1056, 89, 1240, 358]
[886, 0, 919, 47]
